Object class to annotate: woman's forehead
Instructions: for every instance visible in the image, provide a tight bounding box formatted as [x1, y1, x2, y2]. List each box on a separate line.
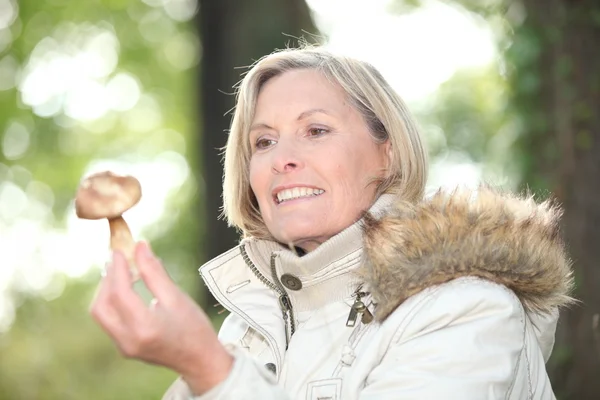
[252, 73, 351, 120]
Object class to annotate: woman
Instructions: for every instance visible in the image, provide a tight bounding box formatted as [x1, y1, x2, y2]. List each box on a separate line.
[91, 47, 574, 399]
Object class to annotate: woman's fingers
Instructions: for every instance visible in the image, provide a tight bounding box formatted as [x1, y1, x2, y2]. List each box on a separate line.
[134, 241, 178, 304]
[109, 250, 148, 323]
[90, 265, 128, 343]
[89, 241, 213, 368]
[94, 251, 147, 334]
[92, 252, 160, 358]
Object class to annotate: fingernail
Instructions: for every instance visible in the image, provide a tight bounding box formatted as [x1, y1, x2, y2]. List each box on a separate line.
[139, 241, 154, 259]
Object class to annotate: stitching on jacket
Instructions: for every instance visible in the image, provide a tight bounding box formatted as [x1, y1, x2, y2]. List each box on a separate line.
[204, 248, 284, 373]
[312, 247, 362, 270]
[305, 377, 342, 400]
[300, 255, 363, 290]
[505, 304, 526, 399]
[199, 245, 241, 272]
[390, 286, 442, 344]
[448, 278, 527, 400]
[227, 279, 251, 293]
[524, 324, 533, 399]
[200, 250, 240, 277]
[208, 271, 284, 373]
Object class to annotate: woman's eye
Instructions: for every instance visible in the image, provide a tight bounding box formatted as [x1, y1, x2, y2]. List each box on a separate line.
[255, 138, 276, 150]
[308, 127, 328, 137]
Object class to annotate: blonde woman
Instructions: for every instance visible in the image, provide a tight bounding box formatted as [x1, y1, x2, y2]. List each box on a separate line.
[91, 47, 573, 399]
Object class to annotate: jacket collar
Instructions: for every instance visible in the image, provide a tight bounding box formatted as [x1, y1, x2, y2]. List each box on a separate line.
[240, 194, 395, 312]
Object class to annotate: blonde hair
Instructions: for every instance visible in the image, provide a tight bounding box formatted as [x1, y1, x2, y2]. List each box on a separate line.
[222, 46, 428, 239]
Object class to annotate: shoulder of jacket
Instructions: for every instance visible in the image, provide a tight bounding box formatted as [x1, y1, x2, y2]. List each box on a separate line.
[381, 277, 526, 341]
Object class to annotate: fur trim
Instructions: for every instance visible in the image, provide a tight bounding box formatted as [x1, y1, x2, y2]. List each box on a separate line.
[361, 186, 575, 322]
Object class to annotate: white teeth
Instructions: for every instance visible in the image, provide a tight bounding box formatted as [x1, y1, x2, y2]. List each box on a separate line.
[276, 187, 324, 203]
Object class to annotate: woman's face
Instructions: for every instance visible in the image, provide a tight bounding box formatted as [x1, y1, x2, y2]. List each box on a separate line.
[249, 69, 390, 252]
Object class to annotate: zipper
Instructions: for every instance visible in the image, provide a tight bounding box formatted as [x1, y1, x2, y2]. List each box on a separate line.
[346, 288, 374, 327]
[240, 244, 296, 349]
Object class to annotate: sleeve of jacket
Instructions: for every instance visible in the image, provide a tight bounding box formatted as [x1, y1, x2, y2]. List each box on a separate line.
[359, 278, 528, 400]
[161, 345, 289, 400]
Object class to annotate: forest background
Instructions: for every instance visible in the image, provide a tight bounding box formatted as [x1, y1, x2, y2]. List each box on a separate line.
[0, 0, 598, 399]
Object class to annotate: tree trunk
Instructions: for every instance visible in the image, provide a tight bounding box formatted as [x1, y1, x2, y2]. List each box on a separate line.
[512, 1, 600, 398]
[194, 0, 317, 310]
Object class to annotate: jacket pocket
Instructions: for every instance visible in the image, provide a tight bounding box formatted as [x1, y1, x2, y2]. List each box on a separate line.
[306, 378, 342, 400]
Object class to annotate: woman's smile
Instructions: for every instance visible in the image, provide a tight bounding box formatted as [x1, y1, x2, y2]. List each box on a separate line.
[273, 186, 326, 205]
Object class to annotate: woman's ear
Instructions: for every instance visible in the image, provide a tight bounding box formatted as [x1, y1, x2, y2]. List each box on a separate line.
[384, 140, 393, 173]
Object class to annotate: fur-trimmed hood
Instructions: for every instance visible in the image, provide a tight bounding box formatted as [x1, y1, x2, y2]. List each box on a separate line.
[361, 187, 575, 322]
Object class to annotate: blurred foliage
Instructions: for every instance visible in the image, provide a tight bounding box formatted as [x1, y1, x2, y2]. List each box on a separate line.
[388, 0, 523, 191]
[415, 64, 519, 188]
[1, 0, 204, 398]
[387, 0, 508, 24]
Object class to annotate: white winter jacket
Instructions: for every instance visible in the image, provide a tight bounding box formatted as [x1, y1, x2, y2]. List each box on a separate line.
[163, 188, 573, 400]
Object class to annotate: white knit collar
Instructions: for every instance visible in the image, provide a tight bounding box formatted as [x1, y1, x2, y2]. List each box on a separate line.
[240, 194, 395, 312]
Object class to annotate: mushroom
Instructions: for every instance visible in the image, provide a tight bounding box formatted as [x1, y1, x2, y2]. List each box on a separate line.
[75, 171, 142, 280]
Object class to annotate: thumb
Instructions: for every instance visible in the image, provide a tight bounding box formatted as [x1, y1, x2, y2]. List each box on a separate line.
[135, 241, 176, 301]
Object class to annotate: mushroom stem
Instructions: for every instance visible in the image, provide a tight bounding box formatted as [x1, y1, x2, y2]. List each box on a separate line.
[108, 216, 139, 280]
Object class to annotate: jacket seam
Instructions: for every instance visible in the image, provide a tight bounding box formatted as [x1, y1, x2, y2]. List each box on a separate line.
[199, 245, 241, 273]
[291, 254, 363, 291]
[389, 286, 443, 344]
[505, 299, 527, 399]
[322, 248, 362, 269]
[525, 321, 533, 399]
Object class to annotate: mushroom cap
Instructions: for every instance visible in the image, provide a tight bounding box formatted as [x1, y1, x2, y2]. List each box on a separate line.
[75, 171, 142, 220]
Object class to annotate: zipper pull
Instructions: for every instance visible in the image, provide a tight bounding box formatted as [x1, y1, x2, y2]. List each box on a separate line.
[346, 302, 360, 327]
[346, 292, 374, 327]
[360, 303, 374, 325]
[279, 294, 291, 312]
[279, 294, 292, 349]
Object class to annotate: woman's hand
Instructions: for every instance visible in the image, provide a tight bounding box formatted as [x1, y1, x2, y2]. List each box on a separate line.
[90, 241, 233, 395]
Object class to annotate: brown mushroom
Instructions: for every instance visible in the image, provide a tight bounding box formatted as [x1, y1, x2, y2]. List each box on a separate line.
[75, 171, 142, 279]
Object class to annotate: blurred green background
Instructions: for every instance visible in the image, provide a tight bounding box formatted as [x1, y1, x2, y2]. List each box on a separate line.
[0, 0, 598, 399]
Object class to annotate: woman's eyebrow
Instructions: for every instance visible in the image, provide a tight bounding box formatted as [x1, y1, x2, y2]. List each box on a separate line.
[296, 108, 331, 121]
[249, 122, 272, 132]
[249, 109, 332, 132]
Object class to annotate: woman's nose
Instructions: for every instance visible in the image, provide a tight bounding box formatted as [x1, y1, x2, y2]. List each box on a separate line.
[271, 140, 303, 174]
